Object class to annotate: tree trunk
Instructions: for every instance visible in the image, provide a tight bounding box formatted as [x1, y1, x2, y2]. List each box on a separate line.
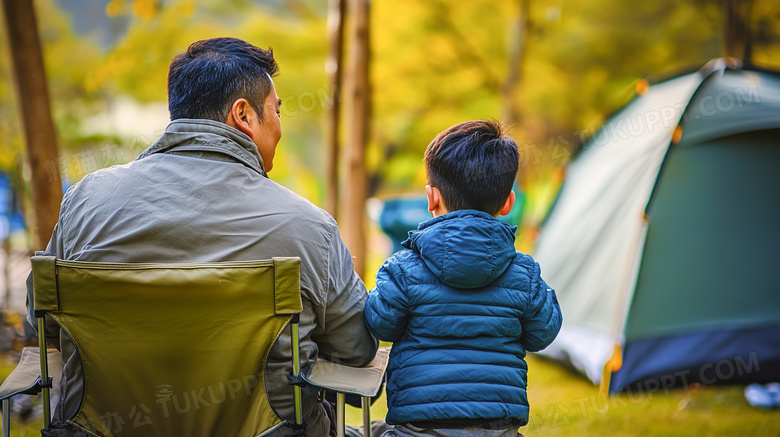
[325, 0, 345, 220]
[1, 0, 62, 250]
[343, 0, 370, 278]
[722, 0, 754, 62]
[502, 0, 531, 128]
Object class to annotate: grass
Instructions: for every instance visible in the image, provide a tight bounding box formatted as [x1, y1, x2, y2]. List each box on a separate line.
[523, 355, 779, 436]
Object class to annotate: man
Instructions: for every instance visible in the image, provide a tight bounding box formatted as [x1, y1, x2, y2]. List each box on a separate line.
[28, 37, 377, 436]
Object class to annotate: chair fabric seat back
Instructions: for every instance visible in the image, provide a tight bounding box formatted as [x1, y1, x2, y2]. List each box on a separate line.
[31, 256, 302, 437]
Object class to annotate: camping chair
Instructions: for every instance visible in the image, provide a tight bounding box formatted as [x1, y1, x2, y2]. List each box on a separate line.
[0, 256, 388, 437]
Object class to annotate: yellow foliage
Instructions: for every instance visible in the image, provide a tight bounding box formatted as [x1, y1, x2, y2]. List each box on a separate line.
[133, 0, 158, 21]
[86, 0, 216, 102]
[105, 0, 127, 17]
[106, 0, 160, 21]
[6, 0, 779, 213]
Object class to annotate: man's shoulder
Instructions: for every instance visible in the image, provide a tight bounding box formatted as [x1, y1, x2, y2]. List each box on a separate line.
[261, 178, 337, 228]
[61, 162, 136, 202]
[70, 158, 335, 226]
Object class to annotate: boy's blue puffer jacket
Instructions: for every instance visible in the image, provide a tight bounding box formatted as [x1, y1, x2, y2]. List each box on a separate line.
[364, 209, 562, 426]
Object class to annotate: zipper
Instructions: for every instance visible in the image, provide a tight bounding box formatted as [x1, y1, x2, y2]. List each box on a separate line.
[55, 260, 274, 270]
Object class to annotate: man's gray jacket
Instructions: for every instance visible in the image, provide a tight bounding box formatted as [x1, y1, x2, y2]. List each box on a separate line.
[27, 119, 378, 435]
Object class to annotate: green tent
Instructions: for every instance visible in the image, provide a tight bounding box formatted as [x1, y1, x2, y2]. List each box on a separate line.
[534, 61, 780, 393]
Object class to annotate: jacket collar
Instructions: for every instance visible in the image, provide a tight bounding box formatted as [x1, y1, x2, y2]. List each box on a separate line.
[406, 209, 500, 235]
[138, 119, 267, 177]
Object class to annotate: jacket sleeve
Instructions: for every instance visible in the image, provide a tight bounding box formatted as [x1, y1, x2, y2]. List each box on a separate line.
[311, 224, 378, 366]
[520, 261, 563, 352]
[364, 255, 411, 343]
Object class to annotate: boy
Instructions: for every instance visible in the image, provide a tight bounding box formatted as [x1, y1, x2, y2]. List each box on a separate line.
[364, 120, 562, 437]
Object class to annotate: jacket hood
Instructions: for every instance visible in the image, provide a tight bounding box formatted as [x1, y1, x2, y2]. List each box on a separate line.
[138, 119, 267, 177]
[402, 210, 517, 288]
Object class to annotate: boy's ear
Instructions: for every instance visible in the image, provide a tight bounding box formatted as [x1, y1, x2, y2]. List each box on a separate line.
[498, 190, 516, 216]
[425, 185, 440, 213]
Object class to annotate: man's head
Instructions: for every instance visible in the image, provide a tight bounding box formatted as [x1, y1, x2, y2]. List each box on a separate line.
[424, 120, 518, 217]
[168, 37, 282, 171]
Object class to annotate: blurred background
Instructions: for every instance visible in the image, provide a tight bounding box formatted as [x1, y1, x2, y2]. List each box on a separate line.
[1, 0, 778, 256]
[1, 0, 779, 435]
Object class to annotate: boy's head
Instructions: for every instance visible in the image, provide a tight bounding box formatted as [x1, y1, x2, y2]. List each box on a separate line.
[424, 120, 519, 217]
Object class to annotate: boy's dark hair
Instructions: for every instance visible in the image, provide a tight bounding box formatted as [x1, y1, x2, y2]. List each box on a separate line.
[168, 37, 279, 122]
[424, 120, 519, 215]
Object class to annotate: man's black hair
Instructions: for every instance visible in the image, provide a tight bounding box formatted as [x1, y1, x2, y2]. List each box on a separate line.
[424, 120, 519, 215]
[168, 37, 279, 122]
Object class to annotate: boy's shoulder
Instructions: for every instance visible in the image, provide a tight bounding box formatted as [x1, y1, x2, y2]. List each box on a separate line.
[486, 252, 543, 294]
[510, 251, 537, 269]
[505, 251, 541, 277]
[379, 249, 442, 288]
[383, 249, 424, 272]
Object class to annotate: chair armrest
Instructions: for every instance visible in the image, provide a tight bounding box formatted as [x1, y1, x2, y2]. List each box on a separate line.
[0, 347, 63, 401]
[304, 347, 390, 398]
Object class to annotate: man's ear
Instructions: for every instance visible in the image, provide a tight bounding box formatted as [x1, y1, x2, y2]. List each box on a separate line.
[226, 98, 254, 139]
[498, 190, 516, 216]
[425, 185, 441, 213]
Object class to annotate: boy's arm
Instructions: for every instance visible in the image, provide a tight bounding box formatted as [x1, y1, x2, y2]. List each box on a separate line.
[520, 261, 563, 352]
[364, 256, 411, 342]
